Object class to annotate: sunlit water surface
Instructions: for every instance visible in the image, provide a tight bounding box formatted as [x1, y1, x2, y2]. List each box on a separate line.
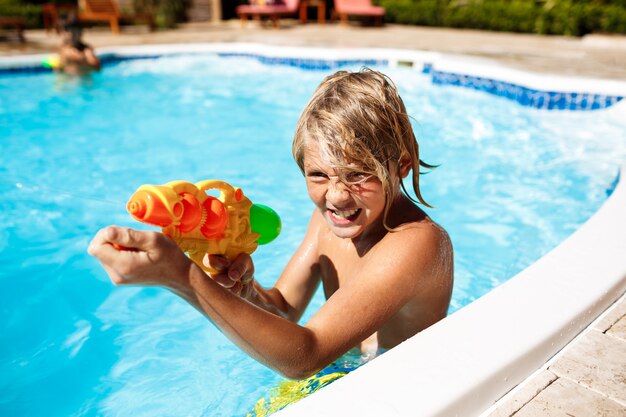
[1, 55, 625, 416]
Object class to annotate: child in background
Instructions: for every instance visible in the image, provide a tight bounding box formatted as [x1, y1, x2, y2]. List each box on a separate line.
[57, 15, 101, 75]
[88, 68, 453, 379]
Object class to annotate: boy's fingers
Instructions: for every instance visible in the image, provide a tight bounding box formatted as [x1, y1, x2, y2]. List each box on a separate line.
[88, 227, 121, 258]
[106, 226, 156, 249]
[231, 281, 243, 295]
[205, 255, 230, 272]
[88, 226, 149, 265]
[228, 253, 253, 281]
[88, 240, 120, 265]
[211, 273, 236, 289]
[241, 274, 253, 285]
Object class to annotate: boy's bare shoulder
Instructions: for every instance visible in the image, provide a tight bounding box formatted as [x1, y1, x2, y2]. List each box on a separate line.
[384, 217, 451, 262]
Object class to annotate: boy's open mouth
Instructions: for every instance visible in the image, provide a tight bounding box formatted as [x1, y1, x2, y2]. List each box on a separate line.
[328, 208, 362, 224]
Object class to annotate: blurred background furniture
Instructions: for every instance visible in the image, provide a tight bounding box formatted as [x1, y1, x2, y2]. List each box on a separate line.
[78, 0, 155, 34]
[333, 0, 384, 26]
[237, 0, 300, 28]
[43, 3, 78, 33]
[299, 0, 324, 24]
[0, 16, 25, 42]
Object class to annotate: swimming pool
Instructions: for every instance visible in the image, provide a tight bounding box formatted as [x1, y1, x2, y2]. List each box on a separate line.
[1, 46, 625, 417]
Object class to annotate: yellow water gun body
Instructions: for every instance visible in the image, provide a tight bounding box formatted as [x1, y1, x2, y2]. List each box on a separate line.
[126, 180, 281, 273]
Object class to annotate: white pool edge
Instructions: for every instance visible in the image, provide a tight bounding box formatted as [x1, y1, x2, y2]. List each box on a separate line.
[275, 161, 626, 416]
[3, 43, 625, 416]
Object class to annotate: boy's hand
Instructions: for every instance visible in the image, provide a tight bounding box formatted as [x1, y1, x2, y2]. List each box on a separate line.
[204, 253, 255, 299]
[88, 226, 192, 288]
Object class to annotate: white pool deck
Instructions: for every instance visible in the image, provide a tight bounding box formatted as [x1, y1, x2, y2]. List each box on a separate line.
[2, 22, 625, 416]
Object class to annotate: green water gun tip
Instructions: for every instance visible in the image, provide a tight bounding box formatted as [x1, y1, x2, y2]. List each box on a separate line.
[250, 204, 282, 245]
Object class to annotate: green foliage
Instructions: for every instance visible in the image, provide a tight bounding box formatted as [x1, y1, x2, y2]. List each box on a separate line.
[132, 0, 186, 28]
[379, 0, 626, 35]
[133, 0, 187, 28]
[443, 0, 538, 33]
[382, 0, 445, 25]
[602, 4, 626, 32]
[155, 0, 185, 28]
[0, 0, 42, 27]
[537, 1, 589, 35]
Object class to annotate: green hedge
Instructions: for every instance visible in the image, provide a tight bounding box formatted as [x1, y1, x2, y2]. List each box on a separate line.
[0, 0, 42, 28]
[133, 0, 187, 29]
[379, 0, 626, 35]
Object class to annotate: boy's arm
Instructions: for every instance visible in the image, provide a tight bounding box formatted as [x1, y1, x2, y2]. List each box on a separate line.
[83, 47, 101, 70]
[261, 210, 324, 322]
[88, 225, 321, 378]
[195, 221, 448, 378]
[204, 210, 323, 322]
[88, 220, 448, 379]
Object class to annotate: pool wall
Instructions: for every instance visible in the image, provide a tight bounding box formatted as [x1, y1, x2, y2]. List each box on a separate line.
[3, 43, 625, 416]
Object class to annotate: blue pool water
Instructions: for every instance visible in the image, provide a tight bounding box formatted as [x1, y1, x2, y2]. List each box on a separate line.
[1, 54, 625, 416]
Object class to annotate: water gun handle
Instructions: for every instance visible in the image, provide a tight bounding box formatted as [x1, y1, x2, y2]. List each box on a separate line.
[125, 180, 281, 275]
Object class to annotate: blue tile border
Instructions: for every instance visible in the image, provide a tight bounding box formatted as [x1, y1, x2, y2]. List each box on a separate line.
[217, 52, 386, 71]
[431, 69, 624, 111]
[0, 64, 51, 75]
[0, 52, 623, 111]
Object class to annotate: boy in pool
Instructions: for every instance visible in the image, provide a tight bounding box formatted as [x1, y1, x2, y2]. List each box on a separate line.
[57, 15, 101, 75]
[88, 69, 453, 379]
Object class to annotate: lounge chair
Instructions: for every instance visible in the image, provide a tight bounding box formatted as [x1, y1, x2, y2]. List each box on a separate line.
[333, 0, 385, 26]
[0, 16, 26, 42]
[43, 3, 79, 33]
[236, 0, 300, 29]
[78, 0, 155, 34]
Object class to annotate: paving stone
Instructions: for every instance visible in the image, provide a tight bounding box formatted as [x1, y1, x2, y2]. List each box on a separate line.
[514, 377, 626, 417]
[606, 313, 626, 342]
[595, 293, 626, 333]
[549, 329, 626, 405]
[486, 370, 558, 417]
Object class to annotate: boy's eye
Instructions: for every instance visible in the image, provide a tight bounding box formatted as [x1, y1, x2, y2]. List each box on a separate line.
[306, 171, 328, 181]
[345, 172, 370, 183]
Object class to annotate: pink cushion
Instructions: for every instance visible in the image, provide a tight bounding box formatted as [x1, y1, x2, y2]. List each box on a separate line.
[237, 5, 292, 13]
[236, 0, 299, 14]
[336, 5, 385, 16]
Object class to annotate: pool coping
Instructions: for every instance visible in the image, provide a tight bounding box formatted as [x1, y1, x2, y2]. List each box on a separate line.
[4, 43, 626, 416]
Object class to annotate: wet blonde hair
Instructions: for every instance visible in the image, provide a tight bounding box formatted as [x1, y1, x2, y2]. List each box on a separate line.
[293, 68, 434, 228]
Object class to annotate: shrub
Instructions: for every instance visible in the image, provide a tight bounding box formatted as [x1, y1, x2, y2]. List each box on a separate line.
[602, 4, 626, 32]
[380, 0, 626, 35]
[132, 0, 186, 28]
[0, 0, 43, 28]
[381, 0, 446, 25]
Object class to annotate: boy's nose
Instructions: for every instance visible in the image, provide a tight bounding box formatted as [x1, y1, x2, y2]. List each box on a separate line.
[326, 178, 351, 205]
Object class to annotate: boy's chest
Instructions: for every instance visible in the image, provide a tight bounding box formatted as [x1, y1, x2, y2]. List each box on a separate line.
[317, 240, 370, 299]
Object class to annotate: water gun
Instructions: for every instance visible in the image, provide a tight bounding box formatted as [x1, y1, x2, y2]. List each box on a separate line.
[125, 180, 281, 273]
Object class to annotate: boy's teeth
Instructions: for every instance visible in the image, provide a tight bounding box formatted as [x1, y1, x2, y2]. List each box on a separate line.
[334, 208, 359, 218]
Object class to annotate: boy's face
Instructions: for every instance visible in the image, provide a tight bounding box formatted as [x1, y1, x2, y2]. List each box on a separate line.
[303, 143, 388, 240]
